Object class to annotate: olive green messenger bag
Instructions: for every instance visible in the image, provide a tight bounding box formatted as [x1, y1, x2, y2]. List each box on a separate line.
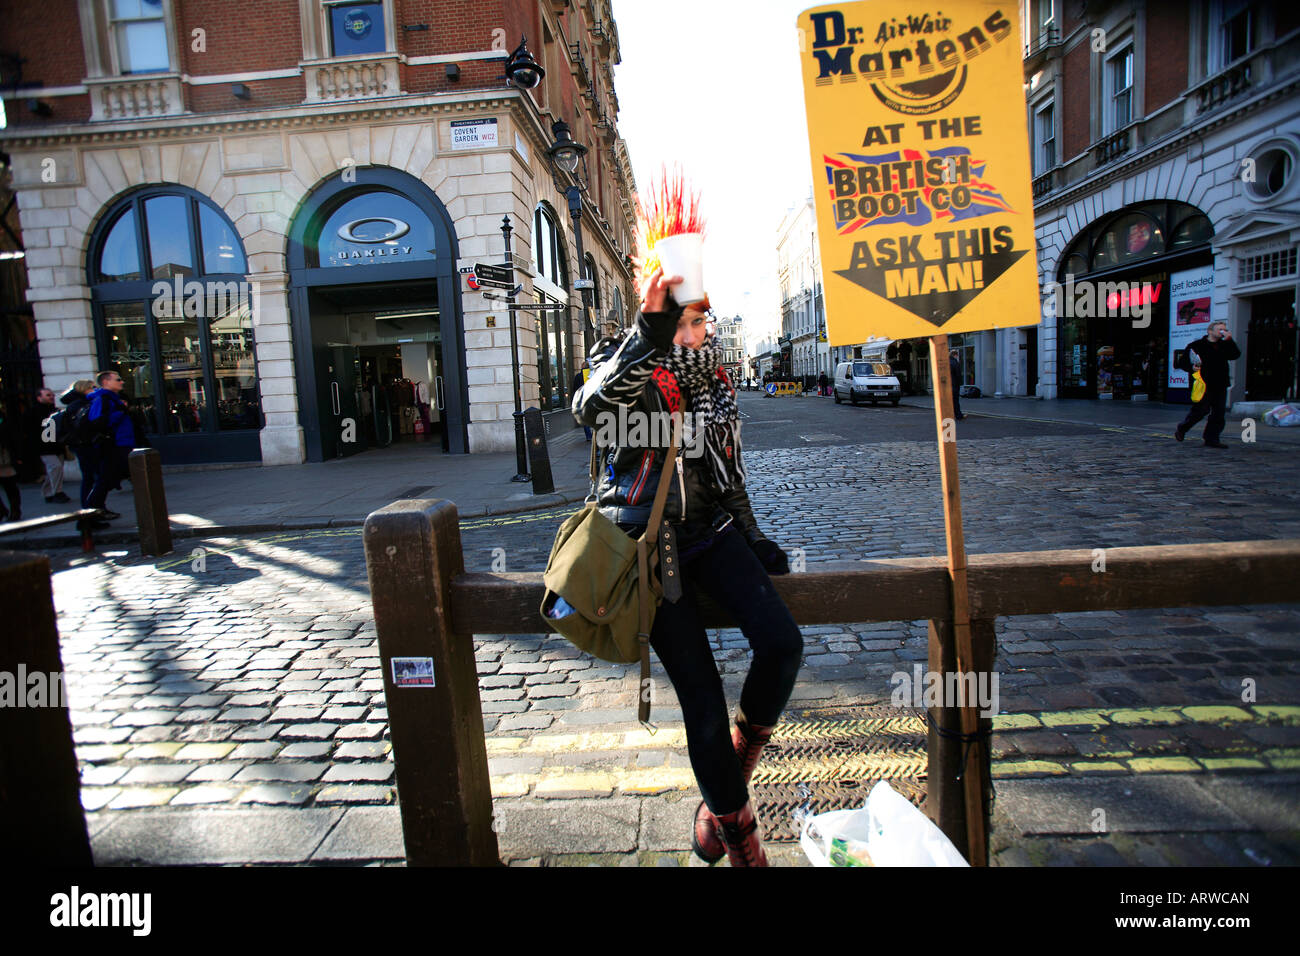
[540, 419, 681, 728]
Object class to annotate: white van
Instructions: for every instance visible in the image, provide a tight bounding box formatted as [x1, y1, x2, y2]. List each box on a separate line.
[834, 360, 902, 406]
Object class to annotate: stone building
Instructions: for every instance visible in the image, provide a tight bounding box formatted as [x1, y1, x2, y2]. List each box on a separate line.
[775, 193, 828, 384]
[1024, 0, 1300, 409]
[0, 0, 638, 463]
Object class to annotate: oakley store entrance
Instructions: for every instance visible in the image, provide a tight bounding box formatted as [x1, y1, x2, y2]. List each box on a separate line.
[287, 170, 468, 460]
[1054, 202, 1214, 402]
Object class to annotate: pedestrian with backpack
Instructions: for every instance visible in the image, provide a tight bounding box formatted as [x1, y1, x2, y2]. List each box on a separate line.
[85, 370, 134, 519]
[60, 380, 100, 511]
[25, 387, 72, 504]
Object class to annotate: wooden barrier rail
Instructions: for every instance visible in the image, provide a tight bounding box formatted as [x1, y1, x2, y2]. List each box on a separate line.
[0, 448, 171, 557]
[364, 498, 1300, 867]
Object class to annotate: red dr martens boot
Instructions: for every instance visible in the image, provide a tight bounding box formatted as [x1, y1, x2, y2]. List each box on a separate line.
[715, 802, 769, 867]
[691, 709, 776, 864]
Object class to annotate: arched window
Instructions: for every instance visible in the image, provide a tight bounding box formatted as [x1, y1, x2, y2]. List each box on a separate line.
[611, 285, 625, 329]
[89, 187, 259, 460]
[1058, 201, 1211, 279]
[533, 204, 570, 411]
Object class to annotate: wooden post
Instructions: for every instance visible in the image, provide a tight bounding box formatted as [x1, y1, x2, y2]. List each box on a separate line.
[926, 617, 995, 864]
[927, 334, 990, 865]
[129, 448, 172, 557]
[362, 499, 499, 866]
[0, 550, 92, 865]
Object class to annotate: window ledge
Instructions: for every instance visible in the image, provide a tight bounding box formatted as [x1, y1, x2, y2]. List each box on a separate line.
[85, 74, 185, 121]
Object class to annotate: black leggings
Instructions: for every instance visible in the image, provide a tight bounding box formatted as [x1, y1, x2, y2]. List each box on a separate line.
[649, 526, 803, 816]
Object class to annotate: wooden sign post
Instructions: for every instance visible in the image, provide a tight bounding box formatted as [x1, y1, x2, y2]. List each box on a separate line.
[797, 0, 1040, 863]
[927, 333, 987, 864]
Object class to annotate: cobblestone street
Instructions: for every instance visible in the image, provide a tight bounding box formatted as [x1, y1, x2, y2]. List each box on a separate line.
[41, 402, 1300, 865]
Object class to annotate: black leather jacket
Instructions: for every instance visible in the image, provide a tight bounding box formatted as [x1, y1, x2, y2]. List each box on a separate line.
[572, 305, 769, 551]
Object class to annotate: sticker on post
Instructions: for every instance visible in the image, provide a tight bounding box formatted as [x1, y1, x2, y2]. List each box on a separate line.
[392, 657, 436, 687]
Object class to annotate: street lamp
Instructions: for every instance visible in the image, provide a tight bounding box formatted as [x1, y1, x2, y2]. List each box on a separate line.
[503, 36, 545, 90]
[501, 215, 529, 482]
[546, 119, 594, 361]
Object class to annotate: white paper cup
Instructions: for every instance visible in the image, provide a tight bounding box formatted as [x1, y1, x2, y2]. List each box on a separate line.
[654, 233, 706, 305]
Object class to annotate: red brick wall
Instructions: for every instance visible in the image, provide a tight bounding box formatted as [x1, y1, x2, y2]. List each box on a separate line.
[0, 0, 88, 122]
[1, 1, 597, 120]
[0, 0, 85, 86]
[1061, 39, 1090, 160]
[1144, 1, 1189, 112]
[395, 0, 506, 57]
[1, 93, 91, 126]
[177, 0, 303, 74]
[187, 76, 305, 112]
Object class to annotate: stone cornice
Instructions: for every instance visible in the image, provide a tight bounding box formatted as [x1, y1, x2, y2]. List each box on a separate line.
[0, 89, 521, 148]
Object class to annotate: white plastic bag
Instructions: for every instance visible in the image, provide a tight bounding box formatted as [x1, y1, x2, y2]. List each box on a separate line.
[1263, 404, 1300, 427]
[799, 781, 969, 867]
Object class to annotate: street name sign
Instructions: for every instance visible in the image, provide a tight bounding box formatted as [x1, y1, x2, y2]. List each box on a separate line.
[797, 1, 1038, 344]
[473, 262, 515, 288]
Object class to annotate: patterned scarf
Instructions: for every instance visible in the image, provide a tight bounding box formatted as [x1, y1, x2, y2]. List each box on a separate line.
[661, 336, 746, 492]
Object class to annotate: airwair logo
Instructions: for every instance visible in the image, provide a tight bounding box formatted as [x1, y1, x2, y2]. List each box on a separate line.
[809, 8, 1012, 115]
[798, 1, 1038, 341]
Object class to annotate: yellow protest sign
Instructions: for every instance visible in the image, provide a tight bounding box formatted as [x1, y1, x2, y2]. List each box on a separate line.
[797, 2, 1039, 344]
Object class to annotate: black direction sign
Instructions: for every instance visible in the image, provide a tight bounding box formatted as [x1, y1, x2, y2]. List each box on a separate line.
[473, 262, 514, 287]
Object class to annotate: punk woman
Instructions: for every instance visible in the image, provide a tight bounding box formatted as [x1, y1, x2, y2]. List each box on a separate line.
[573, 269, 803, 866]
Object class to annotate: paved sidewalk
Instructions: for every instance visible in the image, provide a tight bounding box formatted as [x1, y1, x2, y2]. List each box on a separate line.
[8, 395, 1296, 551]
[899, 393, 1300, 445]
[5, 424, 596, 549]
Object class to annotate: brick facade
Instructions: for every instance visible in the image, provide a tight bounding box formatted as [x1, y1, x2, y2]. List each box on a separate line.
[1061, 39, 1090, 162]
[1144, 2, 1190, 114]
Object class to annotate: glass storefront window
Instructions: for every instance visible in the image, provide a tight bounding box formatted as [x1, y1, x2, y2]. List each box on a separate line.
[200, 203, 248, 274]
[154, 301, 207, 433]
[103, 302, 158, 431]
[99, 209, 142, 282]
[1093, 213, 1164, 270]
[1059, 314, 1089, 388]
[543, 295, 565, 410]
[1169, 214, 1213, 250]
[315, 190, 437, 268]
[91, 188, 256, 446]
[145, 195, 194, 279]
[209, 297, 262, 430]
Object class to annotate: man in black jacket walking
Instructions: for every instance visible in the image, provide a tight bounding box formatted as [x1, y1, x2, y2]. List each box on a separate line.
[1175, 320, 1241, 448]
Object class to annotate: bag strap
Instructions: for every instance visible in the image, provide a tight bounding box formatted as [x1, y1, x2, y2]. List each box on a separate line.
[635, 415, 681, 729]
[584, 434, 602, 504]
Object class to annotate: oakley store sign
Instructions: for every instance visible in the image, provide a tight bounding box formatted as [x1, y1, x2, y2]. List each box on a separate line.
[316, 191, 438, 268]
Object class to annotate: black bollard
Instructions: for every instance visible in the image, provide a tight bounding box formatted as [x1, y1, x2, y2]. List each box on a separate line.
[522, 407, 555, 495]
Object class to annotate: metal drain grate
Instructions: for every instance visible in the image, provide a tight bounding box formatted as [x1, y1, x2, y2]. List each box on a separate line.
[753, 704, 927, 843]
